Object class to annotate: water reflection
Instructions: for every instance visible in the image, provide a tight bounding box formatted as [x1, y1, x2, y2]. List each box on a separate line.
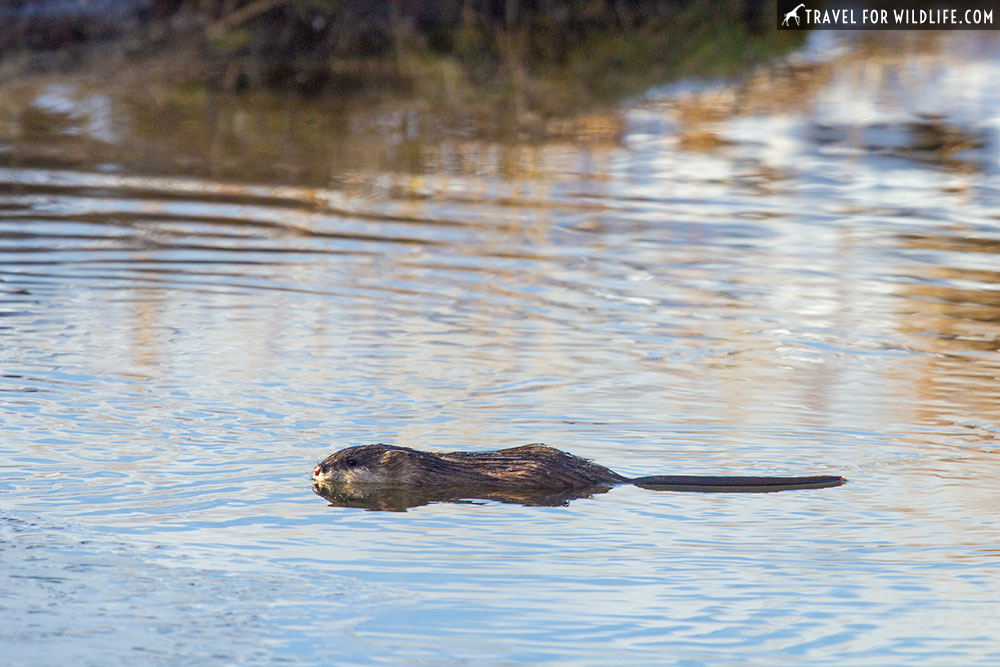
[2, 28, 1000, 665]
[312, 480, 613, 511]
[312, 475, 845, 512]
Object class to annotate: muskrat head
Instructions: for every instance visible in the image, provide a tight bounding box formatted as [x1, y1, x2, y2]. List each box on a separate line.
[313, 444, 429, 487]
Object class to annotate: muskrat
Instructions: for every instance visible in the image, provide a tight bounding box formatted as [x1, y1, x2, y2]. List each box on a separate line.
[312, 443, 846, 501]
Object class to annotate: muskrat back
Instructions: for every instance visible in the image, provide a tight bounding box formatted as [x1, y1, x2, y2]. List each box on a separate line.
[313, 443, 627, 490]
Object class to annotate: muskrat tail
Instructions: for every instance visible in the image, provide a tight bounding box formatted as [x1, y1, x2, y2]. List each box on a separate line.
[629, 474, 846, 493]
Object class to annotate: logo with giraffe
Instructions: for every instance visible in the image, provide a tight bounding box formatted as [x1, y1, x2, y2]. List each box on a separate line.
[782, 3, 806, 26]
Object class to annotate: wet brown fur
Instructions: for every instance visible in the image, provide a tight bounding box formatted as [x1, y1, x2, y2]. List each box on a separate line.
[314, 443, 628, 490]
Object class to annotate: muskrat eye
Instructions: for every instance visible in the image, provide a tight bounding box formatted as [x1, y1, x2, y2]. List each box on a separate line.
[346, 458, 358, 467]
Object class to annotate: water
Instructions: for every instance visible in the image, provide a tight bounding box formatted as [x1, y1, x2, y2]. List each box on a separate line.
[2, 30, 999, 665]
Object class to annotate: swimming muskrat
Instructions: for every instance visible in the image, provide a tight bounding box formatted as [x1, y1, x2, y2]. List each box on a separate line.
[312, 444, 845, 510]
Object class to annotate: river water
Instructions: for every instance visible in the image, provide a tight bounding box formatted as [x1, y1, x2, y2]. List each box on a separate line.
[1, 30, 999, 665]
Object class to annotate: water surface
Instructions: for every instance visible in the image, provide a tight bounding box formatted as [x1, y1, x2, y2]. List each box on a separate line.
[1, 30, 999, 665]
